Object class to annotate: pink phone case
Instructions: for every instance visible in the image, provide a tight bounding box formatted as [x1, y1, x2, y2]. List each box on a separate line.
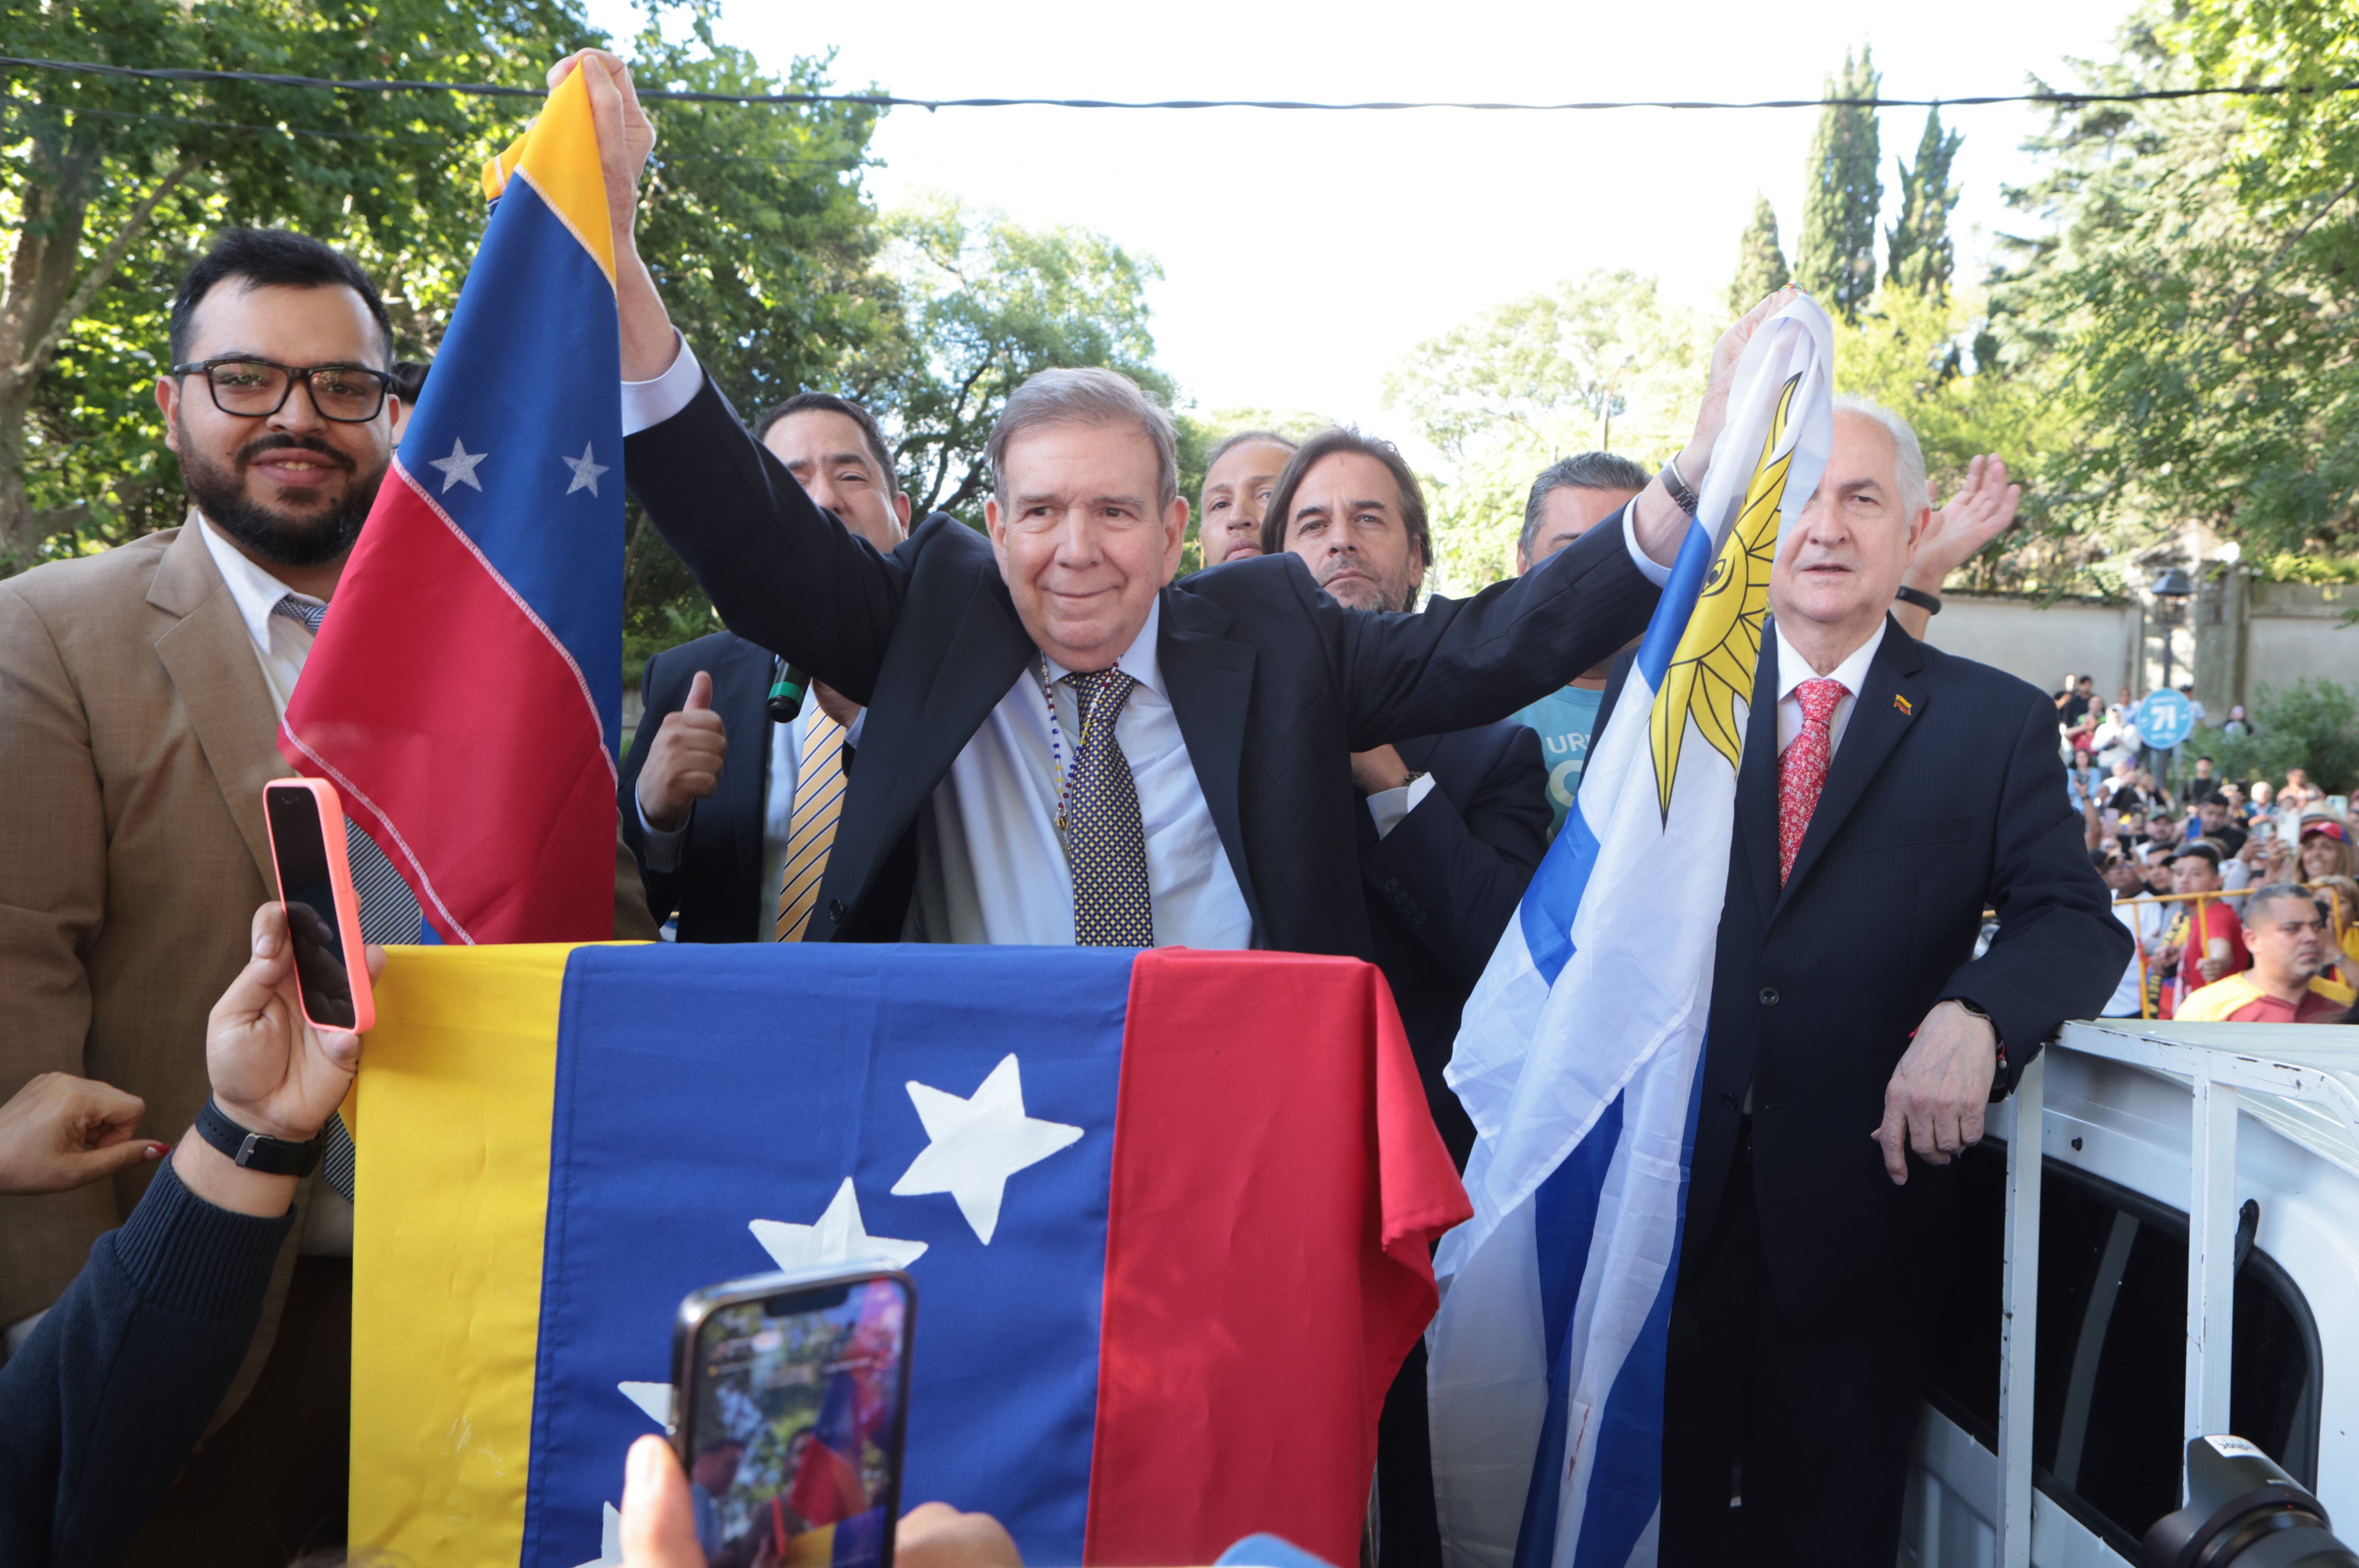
[263, 777, 377, 1033]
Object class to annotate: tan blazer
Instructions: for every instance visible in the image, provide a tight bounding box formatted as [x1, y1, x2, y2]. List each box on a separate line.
[0, 524, 657, 1408]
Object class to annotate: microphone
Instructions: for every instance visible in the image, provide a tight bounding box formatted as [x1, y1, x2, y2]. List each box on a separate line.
[767, 660, 811, 723]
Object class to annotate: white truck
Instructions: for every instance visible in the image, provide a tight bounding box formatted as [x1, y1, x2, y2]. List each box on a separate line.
[1904, 1021, 2359, 1566]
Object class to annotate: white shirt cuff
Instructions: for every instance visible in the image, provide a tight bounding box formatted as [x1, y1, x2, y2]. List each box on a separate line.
[620, 331, 702, 437]
[1365, 772, 1438, 839]
[1621, 504, 1673, 588]
[635, 794, 690, 872]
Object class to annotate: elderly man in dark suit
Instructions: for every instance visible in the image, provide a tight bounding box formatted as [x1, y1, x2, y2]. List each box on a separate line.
[550, 51, 1795, 963]
[1590, 398, 2126, 1566]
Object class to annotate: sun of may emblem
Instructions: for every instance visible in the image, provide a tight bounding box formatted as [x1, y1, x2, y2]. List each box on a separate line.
[1647, 372, 1804, 819]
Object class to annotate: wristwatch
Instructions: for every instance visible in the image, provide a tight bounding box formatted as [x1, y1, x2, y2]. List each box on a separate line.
[1660, 453, 1702, 518]
[1895, 584, 1943, 615]
[195, 1097, 319, 1177]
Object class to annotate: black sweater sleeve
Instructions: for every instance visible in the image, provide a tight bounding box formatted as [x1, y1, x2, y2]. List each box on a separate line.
[0, 1157, 294, 1568]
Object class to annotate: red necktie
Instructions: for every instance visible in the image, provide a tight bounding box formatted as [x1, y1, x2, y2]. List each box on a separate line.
[1778, 677, 1847, 886]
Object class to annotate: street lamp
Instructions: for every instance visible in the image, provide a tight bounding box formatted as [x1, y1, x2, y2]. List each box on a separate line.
[2150, 567, 2194, 692]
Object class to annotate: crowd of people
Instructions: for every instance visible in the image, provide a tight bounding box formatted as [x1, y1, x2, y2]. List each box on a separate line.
[0, 43, 2334, 1568]
[2072, 724, 2359, 1024]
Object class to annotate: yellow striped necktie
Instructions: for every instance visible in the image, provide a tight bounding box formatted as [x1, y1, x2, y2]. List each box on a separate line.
[775, 710, 847, 941]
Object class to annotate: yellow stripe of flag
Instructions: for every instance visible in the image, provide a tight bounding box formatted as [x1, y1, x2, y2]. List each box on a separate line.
[349, 945, 574, 1564]
[478, 61, 617, 284]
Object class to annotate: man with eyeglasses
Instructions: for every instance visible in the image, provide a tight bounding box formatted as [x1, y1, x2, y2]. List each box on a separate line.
[0, 227, 656, 1563]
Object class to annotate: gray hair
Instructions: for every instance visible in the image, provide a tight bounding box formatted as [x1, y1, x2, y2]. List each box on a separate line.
[1206, 428, 1298, 473]
[1831, 395, 1930, 521]
[2242, 883, 2324, 927]
[1519, 451, 1654, 562]
[987, 368, 1179, 510]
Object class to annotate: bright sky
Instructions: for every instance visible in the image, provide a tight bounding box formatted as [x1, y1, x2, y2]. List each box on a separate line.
[586, 0, 2134, 435]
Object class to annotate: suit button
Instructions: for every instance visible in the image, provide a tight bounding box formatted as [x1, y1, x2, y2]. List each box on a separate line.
[1758, 986, 1780, 1008]
[828, 899, 847, 923]
[1718, 1092, 1739, 1111]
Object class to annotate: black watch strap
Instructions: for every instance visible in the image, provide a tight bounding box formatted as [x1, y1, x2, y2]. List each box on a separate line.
[196, 1097, 319, 1177]
[1894, 584, 1943, 615]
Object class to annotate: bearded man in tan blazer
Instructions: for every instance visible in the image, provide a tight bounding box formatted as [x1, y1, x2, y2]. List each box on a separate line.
[0, 229, 657, 1562]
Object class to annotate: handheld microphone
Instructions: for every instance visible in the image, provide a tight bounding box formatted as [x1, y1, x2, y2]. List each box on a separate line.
[766, 660, 810, 723]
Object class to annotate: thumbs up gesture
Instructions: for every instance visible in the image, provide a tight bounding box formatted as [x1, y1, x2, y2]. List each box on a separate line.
[635, 670, 728, 832]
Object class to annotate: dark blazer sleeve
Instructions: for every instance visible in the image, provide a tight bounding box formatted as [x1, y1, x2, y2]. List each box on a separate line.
[1937, 685, 2133, 1085]
[623, 376, 910, 704]
[1307, 517, 1660, 747]
[618, 646, 683, 928]
[0, 1158, 293, 1568]
[1361, 725, 1550, 990]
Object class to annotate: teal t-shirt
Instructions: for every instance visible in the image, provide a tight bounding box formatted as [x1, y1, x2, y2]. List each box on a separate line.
[1512, 683, 1606, 839]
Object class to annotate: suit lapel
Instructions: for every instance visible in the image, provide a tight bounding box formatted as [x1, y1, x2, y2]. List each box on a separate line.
[717, 637, 773, 907]
[146, 527, 280, 890]
[1158, 588, 1264, 937]
[832, 574, 1034, 897]
[1735, 632, 1782, 925]
[1775, 616, 1928, 915]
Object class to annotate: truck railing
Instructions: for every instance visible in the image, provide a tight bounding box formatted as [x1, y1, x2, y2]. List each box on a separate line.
[1993, 1021, 2359, 1566]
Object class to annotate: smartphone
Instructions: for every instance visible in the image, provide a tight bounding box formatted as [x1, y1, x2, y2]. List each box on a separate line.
[263, 778, 376, 1033]
[671, 1267, 915, 1568]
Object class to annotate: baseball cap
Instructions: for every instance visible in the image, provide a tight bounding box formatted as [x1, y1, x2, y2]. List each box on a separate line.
[2301, 816, 2349, 844]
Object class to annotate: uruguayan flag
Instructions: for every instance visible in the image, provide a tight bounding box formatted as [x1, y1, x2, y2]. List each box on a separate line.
[1428, 297, 1834, 1568]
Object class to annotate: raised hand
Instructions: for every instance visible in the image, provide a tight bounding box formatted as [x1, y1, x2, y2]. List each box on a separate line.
[1910, 454, 2020, 591]
[548, 49, 654, 260]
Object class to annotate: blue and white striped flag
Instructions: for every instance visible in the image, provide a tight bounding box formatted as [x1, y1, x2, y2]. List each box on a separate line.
[1428, 297, 1834, 1568]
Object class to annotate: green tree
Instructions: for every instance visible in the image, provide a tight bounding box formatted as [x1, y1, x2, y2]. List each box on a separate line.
[1, 0, 602, 570]
[1726, 192, 1791, 315]
[849, 194, 1169, 524]
[1989, 7, 2359, 566]
[1794, 47, 1882, 322]
[1886, 106, 1962, 297]
[1385, 271, 1710, 592]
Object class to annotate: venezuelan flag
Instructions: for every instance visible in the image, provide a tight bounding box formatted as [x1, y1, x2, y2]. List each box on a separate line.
[347, 945, 1469, 1568]
[281, 64, 624, 944]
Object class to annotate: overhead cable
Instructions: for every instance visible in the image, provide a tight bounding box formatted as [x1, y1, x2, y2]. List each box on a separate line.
[4, 54, 2356, 112]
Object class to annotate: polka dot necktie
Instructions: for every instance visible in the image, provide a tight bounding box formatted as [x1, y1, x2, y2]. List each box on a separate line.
[1777, 677, 1848, 887]
[1061, 669, 1154, 948]
[272, 592, 423, 1203]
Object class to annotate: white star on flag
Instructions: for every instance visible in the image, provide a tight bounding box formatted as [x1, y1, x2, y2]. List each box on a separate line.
[617, 1380, 673, 1428]
[570, 1501, 623, 1568]
[427, 436, 489, 494]
[752, 1176, 928, 1271]
[891, 1054, 1081, 1244]
[562, 441, 609, 497]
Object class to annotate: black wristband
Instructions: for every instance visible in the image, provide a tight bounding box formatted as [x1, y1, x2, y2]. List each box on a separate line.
[1895, 584, 1943, 615]
[195, 1097, 318, 1177]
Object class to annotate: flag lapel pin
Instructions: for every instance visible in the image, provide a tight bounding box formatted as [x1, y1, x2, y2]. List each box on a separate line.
[1893, 693, 1914, 717]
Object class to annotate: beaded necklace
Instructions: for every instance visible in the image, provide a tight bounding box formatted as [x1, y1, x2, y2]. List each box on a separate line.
[1039, 656, 1073, 835]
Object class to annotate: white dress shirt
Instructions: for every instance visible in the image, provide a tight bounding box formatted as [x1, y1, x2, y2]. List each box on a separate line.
[620, 338, 1671, 948]
[1772, 618, 1888, 762]
[910, 597, 1255, 948]
[192, 513, 353, 1255]
[637, 699, 865, 935]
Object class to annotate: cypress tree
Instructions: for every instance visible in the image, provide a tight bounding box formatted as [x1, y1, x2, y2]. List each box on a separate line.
[1727, 193, 1792, 314]
[1887, 105, 1964, 297]
[1794, 47, 1882, 321]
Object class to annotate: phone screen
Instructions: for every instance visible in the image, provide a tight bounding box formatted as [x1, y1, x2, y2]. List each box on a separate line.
[686, 1277, 911, 1568]
[265, 785, 357, 1029]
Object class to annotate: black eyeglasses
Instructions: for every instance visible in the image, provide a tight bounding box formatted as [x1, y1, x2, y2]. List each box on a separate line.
[170, 358, 395, 423]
